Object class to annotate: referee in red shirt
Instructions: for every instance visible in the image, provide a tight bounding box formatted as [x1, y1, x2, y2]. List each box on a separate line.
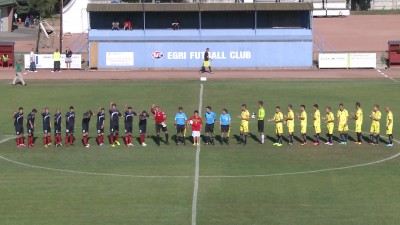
[151, 104, 169, 146]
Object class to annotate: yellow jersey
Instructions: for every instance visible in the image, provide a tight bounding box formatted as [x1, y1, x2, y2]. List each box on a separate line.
[258, 107, 265, 121]
[355, 108, 363, 124]
[371, 111, 381, 125]
[241, 110, 250, 126]
[326, 112, 334, 124]
[274, 112, 283, 123]
[300, 111, 307, 126]
[53, 51, 61, 61]
[287, 110, 294, 125]
[313, 109, 320, 126]
[337, 109, 349, 125]
[387, 111, 393, 126]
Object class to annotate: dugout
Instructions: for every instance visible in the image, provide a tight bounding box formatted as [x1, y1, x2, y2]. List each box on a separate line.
[0, 41, 14, 68]
[87, 3, 313, 69]
[388, 40, 400, 67]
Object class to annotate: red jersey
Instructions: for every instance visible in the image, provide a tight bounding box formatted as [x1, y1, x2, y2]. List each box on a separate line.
[189, 116, 203, 131]
[151, 107, 166, 123]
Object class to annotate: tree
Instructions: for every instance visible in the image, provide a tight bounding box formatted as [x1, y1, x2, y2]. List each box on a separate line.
[29, 0, 59, 17]
[15, 0, 30, 15]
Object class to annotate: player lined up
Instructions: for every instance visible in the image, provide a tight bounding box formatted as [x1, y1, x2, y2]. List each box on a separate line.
[13, 102, 394, 148]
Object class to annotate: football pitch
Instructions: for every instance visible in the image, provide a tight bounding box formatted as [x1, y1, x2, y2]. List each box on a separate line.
[0, 78, 400, 225]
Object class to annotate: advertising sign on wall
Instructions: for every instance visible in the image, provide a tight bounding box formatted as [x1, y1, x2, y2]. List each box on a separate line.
[106, 52, 134, 66]
[24, 54, 82, 69]
[319, 53, 376, 69]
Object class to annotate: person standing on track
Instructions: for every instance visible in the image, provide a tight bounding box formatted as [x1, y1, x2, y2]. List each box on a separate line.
[14, 107, 25, 148]
[52, 49, 61, 73]
[174, 107, 187, 145]
[199, 48, 213, 74]
[151, 104, 169, 146]
[65, 106, 76, 146]
[29, 48, 37, 73]
[204, 106, 216, 145]
[27, 108, 37, 148]
[285, 104, 295, 146]
[12, 59, 26, 86]
[96, 108, 106, 147]
[42, 107, 52, 148]
[65, 47, 73, 70]
[109, 102, 122, 147]
[351, 102, 363, 145]
[219, 108, 231, 145]
[54, 109, 62, 147]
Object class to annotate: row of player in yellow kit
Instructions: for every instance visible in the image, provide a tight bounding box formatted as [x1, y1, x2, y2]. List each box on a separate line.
[251, 102, 394, 147]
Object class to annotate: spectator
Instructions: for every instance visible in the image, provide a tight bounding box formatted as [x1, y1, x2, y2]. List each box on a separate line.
[112, 19, 120, 31]
[124, 18, 132, 30]
[65, 47, 73, 70]
[24, 16, 29, 27]
[29, 48, 37, 72]
[12, 59, 26, 86]
[172, 19, 180, 30]
[52, 49, 61, 73]
[2, 53, 10, 68]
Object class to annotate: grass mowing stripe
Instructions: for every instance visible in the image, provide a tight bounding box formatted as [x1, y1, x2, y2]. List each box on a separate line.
[192, 84, 203, 225]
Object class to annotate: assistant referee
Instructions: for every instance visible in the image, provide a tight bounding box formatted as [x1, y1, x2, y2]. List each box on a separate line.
[257, 101, 265, 144]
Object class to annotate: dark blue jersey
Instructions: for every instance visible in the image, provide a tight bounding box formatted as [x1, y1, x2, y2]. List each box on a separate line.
[14, 113, 24, 127]
[82, 112, 92, 125]
[109, 109, 121, 125]
[124, 111, 137, 126]
[27, 113, 35, 128]
[54, 113, 62, 126]
[42, 112, 51, 127]
[139, 113, 149, 126]
[65, 111, 76, 127]
[97, 112, 105, 127]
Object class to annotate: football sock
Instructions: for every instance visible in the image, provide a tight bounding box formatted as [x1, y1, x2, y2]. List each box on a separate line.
[340, 133, 343, 142]
[125, 135, 129, 145]
[279, 135, 283, 144]
[316, 133, 320, 143]
[244, 135, 247, 144]
[165, 133, 169, 142]
[16, 138, 20, 146]
[376, 134, 380, 144]
[84, 135, 88, 145]
[345, 133, 348, 142]
[27, 136, 31, 145]
[115, 133, 119, 142]
[175, 135, 178, 144]
[357, 133, 361, 142]
[329, 134, 332, 143]
[110, 135, 114, 144]
[369, 134, 373, 142]
[156, 134, 160, 145]
[66, 135, 69, 145]
[211, 133, 215, 143]
[209, 66, 212, 72]
[261, 134, 265, 144]
[240, 134, 243, 143]
[140, 134, 145, 143]
[20, 137, 24, 145]
[289, 134, 293, 143]
[43, 137, 47, 145]
[302, 134, 306, 143]
[47, 136, 51, 144]
[389, 135, 393, 144]
[70, 134, 74, 144]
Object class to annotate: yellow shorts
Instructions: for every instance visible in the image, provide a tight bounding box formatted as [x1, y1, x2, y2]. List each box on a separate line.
[386, 125, 393, 135]
[240, 124, 249, 133]
[338, 124, 349, 132]
[300, 125, 307, 134]
[287, 123, 294, 133]
[203, 61, 210, 67]
[314, 125, 321, 134]
[370, 123, 380, 134]
[327, 123, 334, 135]
[355, 123, 362, 133]
[276, 123, 283, 134]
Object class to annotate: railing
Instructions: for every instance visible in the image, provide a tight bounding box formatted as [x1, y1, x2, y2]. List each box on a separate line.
[69, 29, 89, 53]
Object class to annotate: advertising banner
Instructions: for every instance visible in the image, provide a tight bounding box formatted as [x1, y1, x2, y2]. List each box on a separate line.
[24, 54, 82, 69]
[319, 53, 376, 69]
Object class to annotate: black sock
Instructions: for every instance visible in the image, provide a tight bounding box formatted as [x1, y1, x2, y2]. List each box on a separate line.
[165, 133, 169, 143]
[289, 134, 293, 143]
[157, 134, 160, 144]
[244, 135, 247, 144]
[340, 133, 343, 142]
[316, 133, 320, 143]
[329, 134, 332, 143]
[206, 136, 210, 143]
[239, 134, 243, 143]
[279, 135, 282, 144]
[303, 134, 306, 143]
[370, 134, 373, 142]
[276, 135, 279, 143]
[175, 135, 179, 143]
[345, 133, 348, 142]
[357, 133, 361, 142]
[209, 66, 212, 72]
[389, 135, 393, 144]
[376, 134, 379, 144]
[211, 133, 215, 143]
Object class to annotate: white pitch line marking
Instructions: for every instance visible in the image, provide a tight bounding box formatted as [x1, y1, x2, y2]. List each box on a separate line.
[384, 75, 388, 77]
[377, 69, 381, 73]
[191, 84, 203, 225]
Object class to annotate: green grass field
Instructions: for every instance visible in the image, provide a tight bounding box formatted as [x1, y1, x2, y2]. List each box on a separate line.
[0, 78, 399, 225]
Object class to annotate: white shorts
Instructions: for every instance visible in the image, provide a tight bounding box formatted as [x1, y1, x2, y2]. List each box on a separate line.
[192, 131, 201, 137]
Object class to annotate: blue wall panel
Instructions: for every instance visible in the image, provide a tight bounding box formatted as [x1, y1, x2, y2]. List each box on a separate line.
[96, 41, 312, 69]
